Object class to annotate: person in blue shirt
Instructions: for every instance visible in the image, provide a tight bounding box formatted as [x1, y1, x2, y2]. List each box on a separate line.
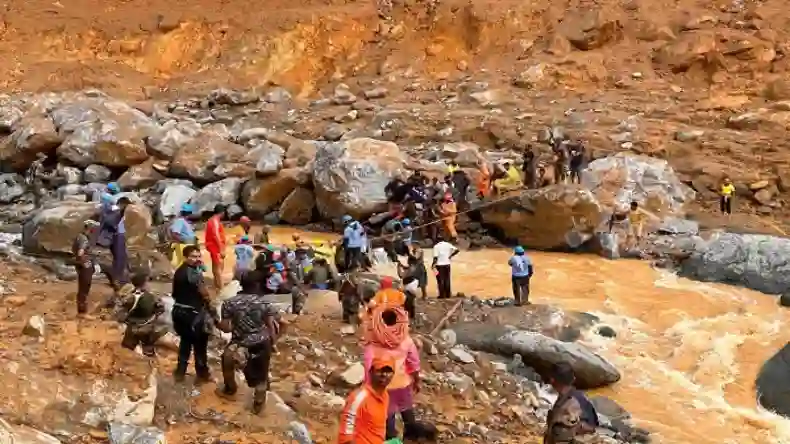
[342, 215, 365, 272]
[234, 235, 256, 281]
[508, 246, 533, 306]
[168, 203, 197, 267]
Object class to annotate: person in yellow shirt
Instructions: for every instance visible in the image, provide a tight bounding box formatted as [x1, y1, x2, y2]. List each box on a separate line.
[493, 161, 523, 194]
[628, 201, 647, 248]
[720, 178, 735, 216]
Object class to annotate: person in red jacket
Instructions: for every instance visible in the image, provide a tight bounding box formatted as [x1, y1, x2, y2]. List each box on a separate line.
[338, 356, 395, 444]
[205, 204, 227, 290]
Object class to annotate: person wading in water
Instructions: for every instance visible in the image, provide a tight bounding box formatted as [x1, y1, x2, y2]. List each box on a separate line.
[171, 245, 217, 384]
[508, 246, 533, 306]
[216, 270, 280, 414]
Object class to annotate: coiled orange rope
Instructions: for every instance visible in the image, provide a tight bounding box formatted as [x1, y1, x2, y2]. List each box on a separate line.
[364, 303, 410, 349]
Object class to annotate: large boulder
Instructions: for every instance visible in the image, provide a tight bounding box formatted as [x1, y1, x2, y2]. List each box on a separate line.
[168, 128, 248, 183]
[680, 232, 790, 295]
[146, 120, 203, 159]
[756, 343, 790, 418]
[52, 99, 156, 167]
[0, 113, 62, 170]
[157, 183, 197, 220]
[190, 178, 244, 216]
[117, 158, 166, 190]
[450, 324, 620, 389]
[242, 169, 308, 218]
[124, 203, 154, 249]
[242, 140, 285, 176]
[0, 173, 26, 203]
[279, 187, 316, 225]
[312, 138, 406, 219]
[481, 185, 602, 250]
[581, 153, 695, 215]
[22, 201, 97, 254]
[0, 418, 61, 444]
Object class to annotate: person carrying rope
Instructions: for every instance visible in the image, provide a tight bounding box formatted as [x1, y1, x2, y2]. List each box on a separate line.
[363, 302, 436, 441]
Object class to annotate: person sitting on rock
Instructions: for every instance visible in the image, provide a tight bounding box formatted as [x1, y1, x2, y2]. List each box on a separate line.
[117, 271, 167, 357]
[216, 270, 280, 414]
[544, 362, 598, 444]
[493, 161, 523, 194]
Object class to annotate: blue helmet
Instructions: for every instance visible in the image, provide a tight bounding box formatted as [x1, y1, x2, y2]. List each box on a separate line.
[342, 215, 353, 223]
[514, 246, 525, 254]
[273, 262, 284, 271]
[180, 203, 194, 214]
[106, 182, 120, 194]
[402, 218, 411, 226]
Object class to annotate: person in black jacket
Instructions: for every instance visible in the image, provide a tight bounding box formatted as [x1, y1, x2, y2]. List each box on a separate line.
[171, 245, 217, 384]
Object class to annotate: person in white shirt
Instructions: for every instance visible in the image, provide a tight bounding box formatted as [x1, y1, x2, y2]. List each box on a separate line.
[431, 235, 459, 299]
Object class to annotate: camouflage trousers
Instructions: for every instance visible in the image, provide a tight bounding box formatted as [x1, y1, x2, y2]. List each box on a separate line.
[121, 321, 169, 356]
[341, 293, 361, 325]
[221, 341, 273, 413]
[292, 288, 307, 315]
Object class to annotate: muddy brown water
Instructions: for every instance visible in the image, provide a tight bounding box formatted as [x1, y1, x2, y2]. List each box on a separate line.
[203, 225, 790, 444]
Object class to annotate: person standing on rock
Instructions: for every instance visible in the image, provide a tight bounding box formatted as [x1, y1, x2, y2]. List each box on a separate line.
[342, 215, 365, 272]
[568, 141, 587, 185]
[216, 270, 279, 414]
[338, 357, 395, 444]
[73, 219, 99, 316]
[205, 204, 228, 290]
[169, 203, 197, 269]
[432, 235, 458, 299]
[26, 152, 52, 207]
[509, 246, 533, 306]
[171, 245, 216, 384]
[720, 177, 735, 217]
[439, 193, 458, 242]
[544, 362, 598, 444]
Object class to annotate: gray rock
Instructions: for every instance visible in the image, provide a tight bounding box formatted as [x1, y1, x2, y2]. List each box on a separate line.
[22, 315, 45, 337]
[158, 183, 197, 219]
[0, 174, 26, 203]
[146, 120, 203, 159]
[83, 164, 112, 183]
[108, 422, 166, 444]
[0, 418, 61, 444]
[339, 362, 365, 386]
[674, 130, 705, 142]
[581, 153, 695, 214]
[590, 396, 630, 421]
[450, 325, 620, 389]
[655, 217, 699, 235]
[312, 138, 406, 219]
[449, 347, 476, 364]
[323, 123, 347, 141]
[190, 178, 244, 215]
[56, 184, 86, 200]
[0, 111, 63, 171]
[757, 343, 790, 419]
[363, 87, 388, 100]
[244, 140, 284, 176]
[22, 201, 97, 254]
[206, 88, 259, 106]
[288, 421, 314, 444]
[264, 87, 293, 104]
[53, 164, 83, 186]
[332, 84, 357, 105]
[681, 232, 790, 295]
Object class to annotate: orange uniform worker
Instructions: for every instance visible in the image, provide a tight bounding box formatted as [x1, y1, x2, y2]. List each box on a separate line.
[338, 356, 395, 444]
[370, 276, 406, 308]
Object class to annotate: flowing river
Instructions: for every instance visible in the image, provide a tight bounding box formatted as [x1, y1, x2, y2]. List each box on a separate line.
[212, 226, 790, 444]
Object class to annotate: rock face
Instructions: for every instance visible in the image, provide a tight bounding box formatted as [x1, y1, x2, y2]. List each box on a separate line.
[242, 169, 307, 218]
[52, 98, 155, 167]
[22, 201, 97, 254]
[0, 113, 62, 170]
[756, 343, 790, 418]
[168, 129, 248, 183]
[190, 178, 244, 216]
[0, 418, 61, 444]
[279, 187, 316, 225]
[157, 183, 196, 220]
[680, 232, 790, 295]
[481, 185, 602, 250]
[0, 173, 26, 203]
[117, 158, 166, 190]
[581, 153, 695, 215]
[312, 138, 405, 219]
[450, 324, 620, 389]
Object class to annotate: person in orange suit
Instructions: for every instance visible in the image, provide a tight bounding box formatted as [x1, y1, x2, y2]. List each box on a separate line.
[477, 157, 491, 199]
[338, 357, 395, 444]
[204, 204, 227, 290]
[439, 192, 458, 242]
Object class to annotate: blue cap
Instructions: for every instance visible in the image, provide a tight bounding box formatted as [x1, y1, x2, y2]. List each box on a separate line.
[342, 215, 353, 223]
[514, 246, 525, 254]
[274, 262, 284, 271]
[180, 203, 194, 214]
[402, 218, 411, 226]
[107, 182, 120, 193]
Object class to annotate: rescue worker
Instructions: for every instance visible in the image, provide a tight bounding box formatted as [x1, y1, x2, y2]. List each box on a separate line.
[171, 245, 216, 384]
[118, 271, 167, 357]
[382, 217, 405, 262]
[447, 160, 460, 174]
[26, 152, 51, 207]
[265, 262, 290, 294]
[233, 235, 255, 281]
[338, 357, 395, 444]
[432, 235, 458, 299]
[73, 220, 99, 316]
[239, 216, 253, 237]
[339, 273, 363, 325]
[477, 157, 491, 199]
[509, 246, 533, 306]
[370, 276, 406, 308]
[568, 141, 586, 184]
[543, 362, 598, 444]
[493, 161, 524, 194]
[256, 224, 271, 245]
[305, 257, 336, 290]
[169, 203, 197, 269]
[217, 270, 279, 414]
[439, 193, 458, 242]
[108, 197, 132, 290]
[401, 275, 420, 321]
[205, 204, 228, 290]
[342, 215, 365, 272]
[627, 201, 647, 249]
[720, 177, 735, 216]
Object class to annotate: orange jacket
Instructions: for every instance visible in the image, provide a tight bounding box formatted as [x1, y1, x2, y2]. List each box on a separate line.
[370, 288, 406, 308]
[205, 215, 226, 253]
[338, 385, 389, 444]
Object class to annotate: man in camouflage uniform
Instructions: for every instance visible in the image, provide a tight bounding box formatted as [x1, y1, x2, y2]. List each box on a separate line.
[117, 271, 168, 357]
[543, 363, 599, 444]
[338, 273, 363, 325]
[26, 152, 51, 207]
[216, 270, 280, 414]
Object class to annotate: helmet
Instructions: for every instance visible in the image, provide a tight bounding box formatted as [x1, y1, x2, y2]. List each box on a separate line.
[106, 182, 120, 193]
[342, 215, 353, 223]
[273, 262, 284, 272]
[380, 276, 394, 289]
[240, 235, 250, 243]
[240, 216, 251, 223]
[180, 203, 194, 214]
[402, 218, 411, 226]
[514, 246, 525, 254]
